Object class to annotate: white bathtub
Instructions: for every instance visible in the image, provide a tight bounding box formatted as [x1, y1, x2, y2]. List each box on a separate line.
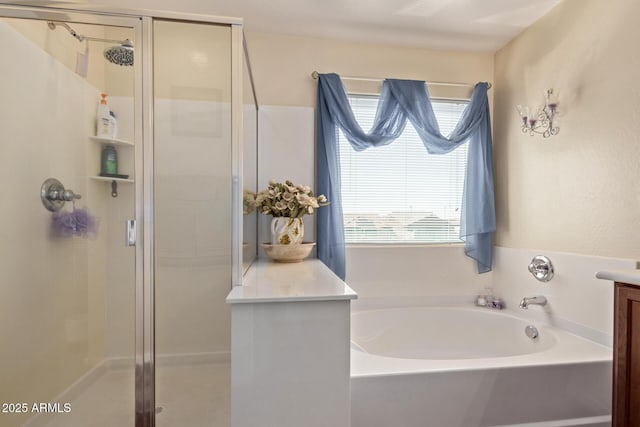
[352, 307, 559, 360]
[350, 305, 613, 427]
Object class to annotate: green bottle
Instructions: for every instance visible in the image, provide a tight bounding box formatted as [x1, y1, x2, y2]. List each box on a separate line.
[101, 145, 118, 176]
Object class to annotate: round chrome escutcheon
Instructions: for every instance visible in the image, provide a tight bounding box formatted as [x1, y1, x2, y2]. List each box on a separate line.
[525, 325, 539, 339]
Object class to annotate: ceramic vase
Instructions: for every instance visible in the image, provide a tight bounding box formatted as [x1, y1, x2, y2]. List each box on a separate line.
[270, 217, 304, 245]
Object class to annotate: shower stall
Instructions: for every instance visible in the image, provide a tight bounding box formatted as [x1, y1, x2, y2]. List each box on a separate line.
[0, 4, 257, 427]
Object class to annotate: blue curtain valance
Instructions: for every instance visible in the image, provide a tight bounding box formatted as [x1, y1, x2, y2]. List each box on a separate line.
[316, 73, 495, 280]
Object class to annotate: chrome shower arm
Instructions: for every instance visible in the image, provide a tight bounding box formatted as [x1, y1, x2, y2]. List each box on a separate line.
[47, 21, 81, 41]
[47, 21, 126, 45]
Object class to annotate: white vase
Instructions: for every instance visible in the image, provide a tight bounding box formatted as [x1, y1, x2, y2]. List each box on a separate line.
[270, 217, 304, 245]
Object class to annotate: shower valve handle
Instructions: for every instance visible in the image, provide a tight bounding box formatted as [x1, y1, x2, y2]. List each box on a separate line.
[40, 178, 82, 212]
[60, 189, 82, 201]
[528, 255, 554, 282]
[47, 188, 81, 202]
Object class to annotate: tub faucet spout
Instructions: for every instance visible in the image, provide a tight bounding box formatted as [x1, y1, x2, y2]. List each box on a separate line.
[519, 296, 547, 309]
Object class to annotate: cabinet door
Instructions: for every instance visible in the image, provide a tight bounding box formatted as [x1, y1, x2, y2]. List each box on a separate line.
[613, 282, 640, 427]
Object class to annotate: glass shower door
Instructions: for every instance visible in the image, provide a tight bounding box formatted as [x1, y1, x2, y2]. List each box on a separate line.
[153, 20, 233, 426]
[0, 11, 139, 427]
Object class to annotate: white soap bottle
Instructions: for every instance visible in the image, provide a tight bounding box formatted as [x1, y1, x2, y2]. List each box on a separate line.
[96, 93, 112, 138]
[109, 110, 118, 139]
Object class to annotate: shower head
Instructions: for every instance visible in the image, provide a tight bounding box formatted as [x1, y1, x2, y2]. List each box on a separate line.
[104, 39, 134, 67]
[47, 21, 134, 66]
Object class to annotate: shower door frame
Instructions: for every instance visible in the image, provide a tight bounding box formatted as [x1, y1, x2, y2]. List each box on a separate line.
[0, 5, 244, 427]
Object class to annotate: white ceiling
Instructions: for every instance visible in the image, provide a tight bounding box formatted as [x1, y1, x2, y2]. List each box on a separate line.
[11, 0, 562, 51]
[219, 0, 563, 51]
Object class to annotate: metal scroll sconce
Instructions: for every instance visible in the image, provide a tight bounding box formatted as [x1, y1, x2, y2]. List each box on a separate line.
[517, 89, 560, 138]
[528, 255, 554, 282]
[40, 178, 82, 212]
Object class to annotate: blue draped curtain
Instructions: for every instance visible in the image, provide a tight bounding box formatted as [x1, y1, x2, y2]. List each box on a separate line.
[316, 73, 495, 280]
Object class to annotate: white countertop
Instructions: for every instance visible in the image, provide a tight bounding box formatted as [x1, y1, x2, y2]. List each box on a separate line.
[226, 259, 358, 304]
[596, 269, 640, 286]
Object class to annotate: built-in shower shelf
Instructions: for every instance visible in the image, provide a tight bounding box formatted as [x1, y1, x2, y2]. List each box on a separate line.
[90, 136, 134, 147]
[89, 176, 134, 183]
[89, 137, 134, 186]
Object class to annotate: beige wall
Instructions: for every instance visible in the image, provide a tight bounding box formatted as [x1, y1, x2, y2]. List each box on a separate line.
[245, 31, 494, 107]
[4, 16, 136, 100]
[4, 17, 133, 94]
[493, 0, 640, 259]
[4, 17, 106, 90]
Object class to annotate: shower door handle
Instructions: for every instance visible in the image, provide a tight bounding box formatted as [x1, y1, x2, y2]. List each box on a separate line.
[126, 220, 137, 246]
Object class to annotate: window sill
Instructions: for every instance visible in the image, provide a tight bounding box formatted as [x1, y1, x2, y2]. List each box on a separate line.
[345, 243, 464, 249]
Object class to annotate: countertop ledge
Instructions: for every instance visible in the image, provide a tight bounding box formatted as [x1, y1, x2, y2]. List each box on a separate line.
[596, 269, 640, 286]
[226, 259, 358, 304]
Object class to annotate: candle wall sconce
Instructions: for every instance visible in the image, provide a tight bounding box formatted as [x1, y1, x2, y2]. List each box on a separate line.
[517, 89, 560, 138]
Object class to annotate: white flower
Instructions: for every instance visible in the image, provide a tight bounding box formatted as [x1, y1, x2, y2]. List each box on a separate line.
[254, 180, 329, 218]
[268, 189, 282, 198]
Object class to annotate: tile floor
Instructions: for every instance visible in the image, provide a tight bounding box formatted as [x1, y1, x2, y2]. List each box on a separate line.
[32, 360, 230, 427]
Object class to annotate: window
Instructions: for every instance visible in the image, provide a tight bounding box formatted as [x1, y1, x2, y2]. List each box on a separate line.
[339, 95, 469, 244]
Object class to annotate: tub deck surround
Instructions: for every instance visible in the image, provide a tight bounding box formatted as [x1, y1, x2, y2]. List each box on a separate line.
[492, 247, 638, 347]
[596, 269, 640, 286]
[226, 259, 357, 303]
[227, 259, 356, 427]
[350, 303, 613, 427]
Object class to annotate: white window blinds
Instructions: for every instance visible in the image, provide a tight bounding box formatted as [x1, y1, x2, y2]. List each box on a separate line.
[338, 95, 469, 244]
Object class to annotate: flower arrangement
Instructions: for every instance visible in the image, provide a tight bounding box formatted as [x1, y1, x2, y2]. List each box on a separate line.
[254, 180, 328, 218]
[243, 190, 256, 215]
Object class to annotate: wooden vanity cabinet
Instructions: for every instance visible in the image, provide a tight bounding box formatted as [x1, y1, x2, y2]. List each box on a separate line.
[613, 282, 640, 427]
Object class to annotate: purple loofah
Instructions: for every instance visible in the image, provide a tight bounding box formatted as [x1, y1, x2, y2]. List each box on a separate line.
[51, 205, 99, 238]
